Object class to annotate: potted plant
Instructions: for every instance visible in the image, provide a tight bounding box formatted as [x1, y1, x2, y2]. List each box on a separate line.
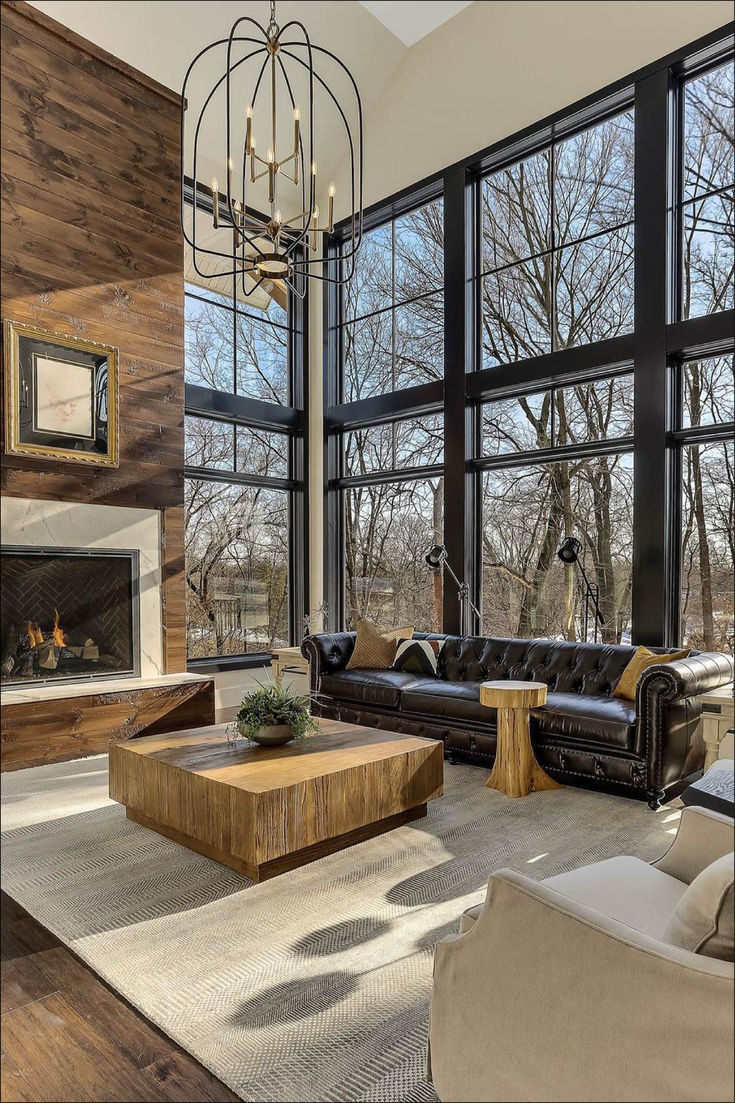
[230, 682, 320, 748]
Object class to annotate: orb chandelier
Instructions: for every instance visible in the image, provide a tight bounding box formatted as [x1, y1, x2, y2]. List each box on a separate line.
[181, 0, 364, 300]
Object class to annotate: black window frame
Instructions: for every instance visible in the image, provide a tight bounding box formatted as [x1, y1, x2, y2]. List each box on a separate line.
[184, 183, 308, 673]
[325, 23, 734, 646]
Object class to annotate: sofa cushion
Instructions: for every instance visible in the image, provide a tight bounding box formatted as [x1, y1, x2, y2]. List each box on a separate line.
[401, 681, 637, 752]
[459, 858, 689, 941]
[402, 679, 491, 725]
[543, 856, 688, 939]
[662, 852, 734, 961]
[532, 692, 638, 751]
[319, 669, 420, 709]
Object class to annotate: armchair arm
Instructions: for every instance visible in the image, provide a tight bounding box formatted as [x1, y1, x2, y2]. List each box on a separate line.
[430, 869, 733, 1103]
[301, 632, 355, 693]
[654, 805, 734, 883]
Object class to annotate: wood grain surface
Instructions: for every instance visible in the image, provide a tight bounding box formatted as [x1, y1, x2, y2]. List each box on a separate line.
[479, 681, 562, 797]
[0, 892, 238, 1102]
[1, 680, 214, 771]
[0, 1, 186, 674]
[110, 718, 444, 881]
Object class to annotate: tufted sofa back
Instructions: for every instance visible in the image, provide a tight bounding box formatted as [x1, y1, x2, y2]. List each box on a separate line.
[439, 636, 649, 697]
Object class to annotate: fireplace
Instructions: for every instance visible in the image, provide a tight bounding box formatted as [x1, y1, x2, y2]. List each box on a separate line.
[1, 547, 140, 687]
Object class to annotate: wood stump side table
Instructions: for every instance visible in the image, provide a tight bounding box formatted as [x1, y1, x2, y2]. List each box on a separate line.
[480, 680, 562, 798]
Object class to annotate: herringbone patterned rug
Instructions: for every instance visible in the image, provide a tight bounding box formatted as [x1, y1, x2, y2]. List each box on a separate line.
[1, 756, 674, 1102]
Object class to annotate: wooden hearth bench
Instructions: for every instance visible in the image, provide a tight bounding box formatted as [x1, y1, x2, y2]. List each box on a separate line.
[0, 673, 215, 771]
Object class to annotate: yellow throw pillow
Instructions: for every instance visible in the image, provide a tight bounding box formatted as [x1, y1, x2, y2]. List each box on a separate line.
[614, 646, 691, 701]
[347, 620, 414, 670]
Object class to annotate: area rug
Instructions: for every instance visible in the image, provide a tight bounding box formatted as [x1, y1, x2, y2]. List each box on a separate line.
[0, 756, 678, 1102]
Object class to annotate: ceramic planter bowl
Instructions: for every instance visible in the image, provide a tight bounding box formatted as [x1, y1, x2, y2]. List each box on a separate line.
[247, 723, 295, 747]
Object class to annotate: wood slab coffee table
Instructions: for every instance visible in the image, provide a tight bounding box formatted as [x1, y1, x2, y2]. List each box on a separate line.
[109, 718, 443, 881]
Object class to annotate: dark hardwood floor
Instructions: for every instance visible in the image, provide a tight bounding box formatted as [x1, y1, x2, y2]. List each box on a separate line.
[0, 892, 239, 1102]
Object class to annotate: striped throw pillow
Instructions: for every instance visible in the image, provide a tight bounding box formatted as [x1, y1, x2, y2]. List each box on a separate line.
[392, 638, 444, 677]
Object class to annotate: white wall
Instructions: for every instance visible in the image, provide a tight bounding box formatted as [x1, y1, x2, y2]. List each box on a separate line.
[335, 0, 733, 208]
[213, 668, 309, 724]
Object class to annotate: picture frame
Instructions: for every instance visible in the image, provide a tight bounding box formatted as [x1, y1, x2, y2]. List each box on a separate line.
[3, 320, 119, 468]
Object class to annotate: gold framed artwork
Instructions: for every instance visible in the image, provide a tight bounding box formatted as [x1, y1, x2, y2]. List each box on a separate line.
[3, 320, 119, 468]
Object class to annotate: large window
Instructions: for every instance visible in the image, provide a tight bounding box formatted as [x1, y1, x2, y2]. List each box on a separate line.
[680, 61, 734, 319]
[676, 355, 734, 651]
[476, 106, 636, 641]
[481, 111, 634, 367]
[345, 476, 444, 631]
[333, 194, 446, 631]
[479, 376, 634, 642]
[327, 32, 734, 652]
[185, 287, 290, 403]
[342, 199, 444, 401]
[184, 240, 305, 665]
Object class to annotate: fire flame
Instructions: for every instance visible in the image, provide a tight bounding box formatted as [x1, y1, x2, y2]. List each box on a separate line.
[52, 608, 66, 648]
[26, 609, 66, 649]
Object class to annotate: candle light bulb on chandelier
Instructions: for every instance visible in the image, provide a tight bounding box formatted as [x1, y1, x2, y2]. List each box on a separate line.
[328, 183, 335, 231]
[211, 178, 219, 227]
[245, 104, 253, 151]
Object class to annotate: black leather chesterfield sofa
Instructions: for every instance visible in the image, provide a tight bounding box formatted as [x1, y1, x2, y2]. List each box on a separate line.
[301, 632, 734, 808]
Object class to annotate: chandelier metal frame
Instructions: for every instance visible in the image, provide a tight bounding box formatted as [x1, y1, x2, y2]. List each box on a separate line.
[181, 1, 364, 301]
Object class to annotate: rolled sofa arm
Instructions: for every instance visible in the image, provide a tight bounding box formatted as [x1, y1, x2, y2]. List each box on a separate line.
[430, 869, 733, 1103]
[636, 652, 734, 795]
[301, 632, 356, 693]
[637, 651, 734, 708]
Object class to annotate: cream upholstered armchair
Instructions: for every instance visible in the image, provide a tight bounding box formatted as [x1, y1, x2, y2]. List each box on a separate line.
[429, 806, 734, 1103]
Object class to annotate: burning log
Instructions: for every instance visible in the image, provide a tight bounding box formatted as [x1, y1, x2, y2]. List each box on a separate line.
[38, 642, 58, 671]
[1, 610, 121, 682]
[17, 652, 36, 679]
[1, 624, 18, 676]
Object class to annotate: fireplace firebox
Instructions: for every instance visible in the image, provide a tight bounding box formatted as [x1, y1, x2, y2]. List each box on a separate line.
[1, 547, 140, 687]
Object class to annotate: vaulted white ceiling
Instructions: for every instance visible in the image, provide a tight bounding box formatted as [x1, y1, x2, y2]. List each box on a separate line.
[358, 1, 472, 45]
[28, 1, 414, 190]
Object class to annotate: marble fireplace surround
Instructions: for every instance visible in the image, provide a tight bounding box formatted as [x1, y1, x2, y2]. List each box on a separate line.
[1, 497, 164, 683]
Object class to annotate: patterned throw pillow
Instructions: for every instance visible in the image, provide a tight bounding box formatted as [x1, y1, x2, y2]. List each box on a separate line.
[613, 645, 691, 701]
[346, 620, 414, 670]
[392, 638, 444, 677]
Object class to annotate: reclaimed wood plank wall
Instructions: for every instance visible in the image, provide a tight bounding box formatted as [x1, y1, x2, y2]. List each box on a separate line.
[0, 0, 186, 673]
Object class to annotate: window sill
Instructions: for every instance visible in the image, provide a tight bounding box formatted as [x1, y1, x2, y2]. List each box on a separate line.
[187, 654, 273, 675]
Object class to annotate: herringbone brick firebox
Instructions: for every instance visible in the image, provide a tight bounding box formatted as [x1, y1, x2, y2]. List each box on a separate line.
[1, 548, 138, 686]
